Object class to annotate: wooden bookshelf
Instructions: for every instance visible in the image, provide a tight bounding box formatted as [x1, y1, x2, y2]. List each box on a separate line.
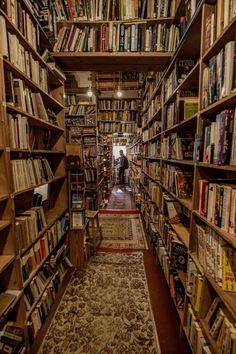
[0, 4, 69, 351]
[140, 0, 236, 352]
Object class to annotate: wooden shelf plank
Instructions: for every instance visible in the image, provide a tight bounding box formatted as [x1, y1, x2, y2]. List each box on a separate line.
[0, 220, 11, 232]
[171, 223, 190, 248]
[162, 159, 194, 166]
[10, 148, 65, 155]
[6, 105, 64, 133]
[13, 175, 67, 197]
[0, 255, 15, 274]
[200, 91, 236, 115]
[142, 170, 160, 184]
[0, 194, 9, 202]
[52, 52, 173, 72]
[163, 114, 198, 134]
[196, 162, 236, 171]
[57, 17, 175, 25]
[160, 183, 193, 210]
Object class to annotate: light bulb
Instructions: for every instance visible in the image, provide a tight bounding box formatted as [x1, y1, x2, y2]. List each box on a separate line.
[87, 89, 93, 97]
[116, 90, 122, 97]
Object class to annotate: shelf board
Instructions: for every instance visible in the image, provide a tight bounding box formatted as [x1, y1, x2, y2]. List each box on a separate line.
[161, 183, 193, 210]
[13, 175, 66, 197]
[193, 211, 236, 249]
[162, 159, 195, 166]
[202, 17, 236, 62]
[196, 162, 236, 171]
[0, 220, 11, 232]
[142, 156, 161, 160]
[199, 319, 221, 354]
[163, 114, 198, 134]
[0, 255, 15, 274]
[6, 105, 65, 133]
[57, 17, 175, 25]
[10, 148, 65, 155]
[205, 270, 236, 320]
[142, 132, 162, 143]
[200, 91, 236, 115]
[52, 52, 173, 72]
[0, 290, 23, 325]
[3, 60, 64, 112]
[171, 223, 190, 248]
[0, 194, 9, 202]
[142, 170, 160, 184]
[129, 139, 142, 150]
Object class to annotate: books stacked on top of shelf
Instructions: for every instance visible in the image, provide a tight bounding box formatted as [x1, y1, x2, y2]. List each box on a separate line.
[202, 109, 236, 165]
[198, 179, 236, 233]
[196, 223, 236, 292]
[99, 121, 136, 133]
[53, 23, 179, 53]
[54, 0, 176, 21]
[0, 290, 21, 318]
[143, 159, 161, 180]
[98, 99, 137, 110]
[143, 140, 161, 158]
[99, 110, 137, 122]
[65, 104, 96, 116]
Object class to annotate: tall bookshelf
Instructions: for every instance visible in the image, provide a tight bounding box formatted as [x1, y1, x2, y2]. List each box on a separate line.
[139, 0, 236, 353]
[0, 2, 70, 351]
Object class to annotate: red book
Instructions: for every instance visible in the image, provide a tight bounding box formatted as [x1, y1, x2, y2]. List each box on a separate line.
[199, 179, 209, 216]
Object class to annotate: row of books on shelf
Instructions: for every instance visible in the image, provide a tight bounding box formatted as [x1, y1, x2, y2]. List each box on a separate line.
[199, 179, 236, 234]
[204, 1, 236, 53]
[195, 223, 236, 292]
[164, 59, 197, 101]
[84, 169, 96, 183]
[12, 158, 54, 193]
[71, 190, 83, 209]
[84, 156, 96, 169]
[27, 246, 71, 340]
[1, 18, 48, 92]
[99, 121, 136, 133]
[65, 116, 96, 127]
[142, 121, 161, 141]
[6, 73, 57, 124]
[0, 0, 39, 51]
[99, 111, 137, 121]
[202, 298, 236, 354]
[202, 40, 236, 109]
[202, 108, 236, 166]
[163, 94, 198, 130]
[0, 321, 25, 354]
[185, 303, 212, 354]
[11, 158, 53, 192]
[98, 99, 137, 110]
[143, 94, 161, 122]
[53, 23, 179, 53]
[143, 140, 161, 158]
[16, 206, 47, 252]
[21, 214, 69, 282]
[162, 164, 193, 199]
[65, 105, 96, 116]
[162, 133, 194, 160]
[54, 0, 176, 21]
[143, 160, 161, 180]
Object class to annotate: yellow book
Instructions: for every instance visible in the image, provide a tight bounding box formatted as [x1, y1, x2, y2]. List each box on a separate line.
[194, 275, 204, 313]
[222, 246, 236, 292]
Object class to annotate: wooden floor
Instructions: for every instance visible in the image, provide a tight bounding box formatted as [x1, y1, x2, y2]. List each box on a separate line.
[31, 185, 191, 354]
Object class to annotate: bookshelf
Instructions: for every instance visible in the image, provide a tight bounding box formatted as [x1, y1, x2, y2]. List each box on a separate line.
[0, 3, 70, 351]
[139, 0, 236, 352]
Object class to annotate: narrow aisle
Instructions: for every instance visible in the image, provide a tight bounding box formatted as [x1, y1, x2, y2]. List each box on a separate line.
[33, 187, 190, 354]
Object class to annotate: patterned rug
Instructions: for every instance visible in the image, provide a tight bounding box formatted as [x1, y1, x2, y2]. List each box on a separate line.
[98, 213, 148, 250]
[38, 253, 160, 354]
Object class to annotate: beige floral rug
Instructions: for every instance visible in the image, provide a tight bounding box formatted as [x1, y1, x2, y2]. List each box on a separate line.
[98, 213, 148, 250]
[38, 253, 160, 354]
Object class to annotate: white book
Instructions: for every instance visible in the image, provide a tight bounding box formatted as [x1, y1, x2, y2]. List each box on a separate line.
[223, 0, 230, 28]
[222, 41, 235, 97]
